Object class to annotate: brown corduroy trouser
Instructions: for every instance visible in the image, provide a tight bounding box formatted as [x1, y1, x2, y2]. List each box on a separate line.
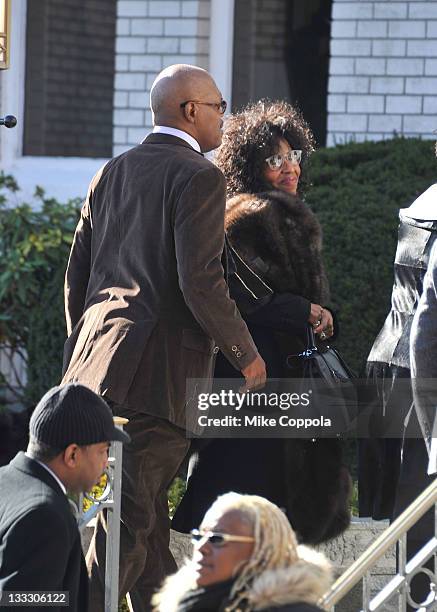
[86, 406, 191, 612]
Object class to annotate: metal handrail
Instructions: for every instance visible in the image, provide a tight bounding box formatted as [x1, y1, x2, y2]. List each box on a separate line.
[104, 416, 127, 612]
[321, 478, 437, 609]
[75, 416, 128, 612]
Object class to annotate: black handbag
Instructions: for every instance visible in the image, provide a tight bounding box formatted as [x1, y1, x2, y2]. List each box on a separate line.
[286, 326, 358, 436]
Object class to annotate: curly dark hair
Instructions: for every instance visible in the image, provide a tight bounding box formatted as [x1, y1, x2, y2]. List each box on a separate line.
[214, 99, 315, 198]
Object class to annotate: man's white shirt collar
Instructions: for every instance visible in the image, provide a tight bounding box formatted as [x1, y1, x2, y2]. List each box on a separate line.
[153, 125, 201, 153]
[26, 453, 67, 495]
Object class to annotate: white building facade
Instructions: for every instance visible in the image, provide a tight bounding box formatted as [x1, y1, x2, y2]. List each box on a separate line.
[328, 0, 437, 145]
[1, 0, 437, 201]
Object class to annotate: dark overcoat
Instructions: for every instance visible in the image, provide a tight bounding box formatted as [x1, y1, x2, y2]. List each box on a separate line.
[173, 191, 351, 545]
[62, 134, 257, 428]
[0, 453, 88, 611]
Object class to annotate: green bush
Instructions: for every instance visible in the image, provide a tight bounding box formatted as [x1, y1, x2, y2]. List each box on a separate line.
[0, 172, 80, 409]
[168, 476, 187, 518]
[306, 137, 437, 374]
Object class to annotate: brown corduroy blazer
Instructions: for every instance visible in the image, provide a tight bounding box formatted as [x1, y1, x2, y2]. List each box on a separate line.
[62, 133, 258, 427]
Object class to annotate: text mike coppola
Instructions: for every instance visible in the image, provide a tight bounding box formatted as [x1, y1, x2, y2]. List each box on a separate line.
[185, 377, 361, 439]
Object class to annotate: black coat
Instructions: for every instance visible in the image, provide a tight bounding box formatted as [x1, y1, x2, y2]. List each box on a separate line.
[0, 453, 88, 611]
[173, 191, 351, 545]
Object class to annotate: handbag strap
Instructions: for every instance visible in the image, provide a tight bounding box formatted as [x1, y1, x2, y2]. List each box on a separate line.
[286, 325, 319, 368]
[306, 324, 318, 351]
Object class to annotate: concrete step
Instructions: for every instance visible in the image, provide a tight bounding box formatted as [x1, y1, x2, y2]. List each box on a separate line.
[318, 517, 396, 611]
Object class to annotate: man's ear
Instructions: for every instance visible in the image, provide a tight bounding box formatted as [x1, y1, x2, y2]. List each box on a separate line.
[63, 443, 80, 467]
[183, 102, 197, 124]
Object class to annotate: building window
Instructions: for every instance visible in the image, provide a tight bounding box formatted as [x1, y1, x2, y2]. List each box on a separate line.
[23, 0, 116, 157]
[232, 0, 332, 146]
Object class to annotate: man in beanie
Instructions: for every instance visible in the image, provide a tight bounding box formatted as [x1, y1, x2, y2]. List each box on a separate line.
[0, 383, 130, 611]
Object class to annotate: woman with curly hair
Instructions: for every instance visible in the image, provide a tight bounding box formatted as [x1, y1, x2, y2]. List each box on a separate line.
[155, 492, 332, 612]
[217, 100, 331, 340]
[172, 100, 351, 545]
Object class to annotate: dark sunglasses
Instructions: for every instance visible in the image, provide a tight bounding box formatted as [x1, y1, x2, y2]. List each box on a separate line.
[190, 529, 255, 547]
[180, 99, 227, 115]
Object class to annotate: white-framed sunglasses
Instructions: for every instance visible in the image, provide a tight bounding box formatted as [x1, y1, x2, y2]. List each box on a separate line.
[265, 149, 302, 171]
[191, 529, 255, 547]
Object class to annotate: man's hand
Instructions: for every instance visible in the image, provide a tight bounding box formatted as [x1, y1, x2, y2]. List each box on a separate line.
[240, 354, 267, 392]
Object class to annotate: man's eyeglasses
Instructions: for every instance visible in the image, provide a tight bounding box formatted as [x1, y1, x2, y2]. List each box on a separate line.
[265, 149, 302, 171]
[180, 99, 227, 115]
[190, 529, 255, 547]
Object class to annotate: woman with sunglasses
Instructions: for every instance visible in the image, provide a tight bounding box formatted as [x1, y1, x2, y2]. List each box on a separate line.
[172, 100, 351, 547]
[155, 492, 331, 612]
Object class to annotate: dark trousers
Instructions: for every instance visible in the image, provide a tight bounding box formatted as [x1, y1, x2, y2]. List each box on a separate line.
[86, 407, 191, 612]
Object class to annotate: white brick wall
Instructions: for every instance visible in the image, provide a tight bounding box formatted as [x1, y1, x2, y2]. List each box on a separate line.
[113, 0, 210, 156]
[328, 0, 437, 145]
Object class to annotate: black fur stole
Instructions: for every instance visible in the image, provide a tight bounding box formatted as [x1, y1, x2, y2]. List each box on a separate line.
[225, 190, 330, 305]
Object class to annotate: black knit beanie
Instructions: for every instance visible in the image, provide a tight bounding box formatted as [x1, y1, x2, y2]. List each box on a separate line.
[29, 383, 130, 448]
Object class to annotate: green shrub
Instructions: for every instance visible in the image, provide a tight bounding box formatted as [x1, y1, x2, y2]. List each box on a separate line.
[306, 137, 437, 374]
[168, 476, 187, 518]
[0, 172, 80, 409]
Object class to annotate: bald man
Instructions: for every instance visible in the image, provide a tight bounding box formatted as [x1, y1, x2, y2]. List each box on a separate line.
[62, 64, 266, 610]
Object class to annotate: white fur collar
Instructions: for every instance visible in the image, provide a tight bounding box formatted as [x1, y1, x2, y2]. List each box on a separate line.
[153, 546, 331, 612]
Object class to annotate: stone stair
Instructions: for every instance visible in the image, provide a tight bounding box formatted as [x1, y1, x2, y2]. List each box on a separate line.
[319, 518, 396, 611]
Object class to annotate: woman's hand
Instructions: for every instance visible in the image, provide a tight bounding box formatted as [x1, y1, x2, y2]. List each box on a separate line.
[308, 303, 324, 325]
[310, 304, 334, 340]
